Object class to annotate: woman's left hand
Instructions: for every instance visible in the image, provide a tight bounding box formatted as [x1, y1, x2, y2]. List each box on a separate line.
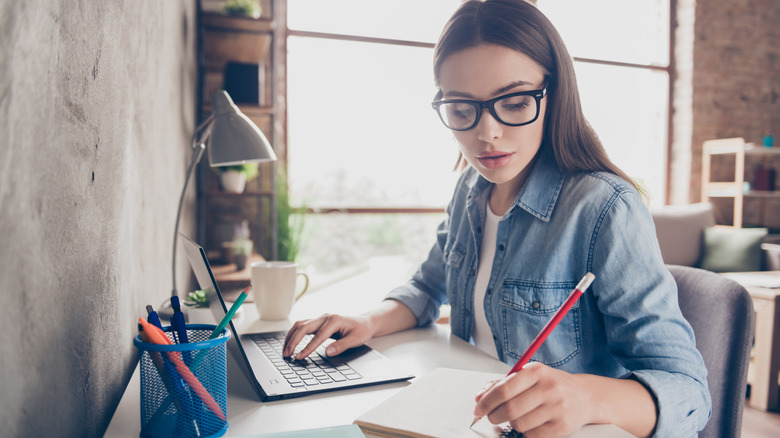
[473, 362, 593, 438]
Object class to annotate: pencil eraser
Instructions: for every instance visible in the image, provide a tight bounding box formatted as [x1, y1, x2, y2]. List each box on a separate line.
[577, 272, 596, 292]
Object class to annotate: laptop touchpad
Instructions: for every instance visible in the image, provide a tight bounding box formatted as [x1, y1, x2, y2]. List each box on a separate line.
[329, 345, 383, 365]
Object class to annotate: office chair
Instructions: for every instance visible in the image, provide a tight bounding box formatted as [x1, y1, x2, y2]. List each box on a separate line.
[668, 265, 755, 438]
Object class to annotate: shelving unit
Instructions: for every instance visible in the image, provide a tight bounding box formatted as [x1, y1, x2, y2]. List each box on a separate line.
[701, 137, 780, 228]
[195, 0, 285, 262]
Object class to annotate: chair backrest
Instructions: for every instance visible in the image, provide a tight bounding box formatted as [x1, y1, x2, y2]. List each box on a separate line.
[668, 265, 755, 438]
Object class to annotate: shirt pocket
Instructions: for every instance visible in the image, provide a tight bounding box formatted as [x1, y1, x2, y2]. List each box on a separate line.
[499, 281, 582, 367]
[443, 243, 466, 270]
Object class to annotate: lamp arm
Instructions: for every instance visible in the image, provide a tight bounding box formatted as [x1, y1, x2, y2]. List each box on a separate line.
[171, 140, 207, 298]
[170, 115, 214, 299]
[191, 115, 214, 149]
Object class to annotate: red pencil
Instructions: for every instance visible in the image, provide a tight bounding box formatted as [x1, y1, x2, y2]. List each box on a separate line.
[471, 272, 595, 427]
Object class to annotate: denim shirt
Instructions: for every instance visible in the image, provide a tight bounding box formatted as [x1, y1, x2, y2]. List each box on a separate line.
[386, 150, 711, 436]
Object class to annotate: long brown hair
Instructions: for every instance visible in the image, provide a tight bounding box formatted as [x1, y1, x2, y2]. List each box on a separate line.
[434, 0, 642, 195]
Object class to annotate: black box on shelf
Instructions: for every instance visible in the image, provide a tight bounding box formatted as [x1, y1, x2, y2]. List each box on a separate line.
[223, 62, 262, 105]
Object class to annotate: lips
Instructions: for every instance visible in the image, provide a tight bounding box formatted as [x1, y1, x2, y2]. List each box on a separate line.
[476, 151, 513, 169]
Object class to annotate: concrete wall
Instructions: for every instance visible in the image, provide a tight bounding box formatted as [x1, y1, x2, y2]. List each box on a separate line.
[0, 1, 196, 436]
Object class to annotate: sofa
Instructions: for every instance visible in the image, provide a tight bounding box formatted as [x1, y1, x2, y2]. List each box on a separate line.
[650, 202, 780, 272]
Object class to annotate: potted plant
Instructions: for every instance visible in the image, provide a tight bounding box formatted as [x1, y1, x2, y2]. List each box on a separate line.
[222, 0, 262, 18]
[231, 220, 253, 270]
[216, 163, 259, 193]
[231, 237, 253, 270]
[276, 168, 305, 262]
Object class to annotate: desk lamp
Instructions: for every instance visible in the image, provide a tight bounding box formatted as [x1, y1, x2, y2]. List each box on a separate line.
[163, 90, 277, 320]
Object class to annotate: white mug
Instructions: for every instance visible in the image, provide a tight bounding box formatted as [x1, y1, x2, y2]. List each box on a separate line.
[251, 261, 310, 320]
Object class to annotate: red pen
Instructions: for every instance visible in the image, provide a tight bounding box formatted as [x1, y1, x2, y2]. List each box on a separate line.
[471, 272, 595, 427]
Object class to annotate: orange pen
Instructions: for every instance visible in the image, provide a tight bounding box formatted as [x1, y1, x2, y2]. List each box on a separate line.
[138, 317, 226, 422]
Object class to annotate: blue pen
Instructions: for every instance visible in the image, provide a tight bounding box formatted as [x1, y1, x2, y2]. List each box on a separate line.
[146, 305, 164, 330]
[145, 306, 200, 436]
[171, 296, 188, 342]
[171, 297, 203, 435]
[171, 296, 192, 363]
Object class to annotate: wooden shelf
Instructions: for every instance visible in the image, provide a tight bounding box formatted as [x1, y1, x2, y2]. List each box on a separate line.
[201, 104, 273, 117]
[705, 189, 780, 198]
[204, 190, 275, 197]
[201, 13, 273, 33]
[706, 142, 780, 156]
[197, 2, 283, 261]
[702, 138, 780, 228]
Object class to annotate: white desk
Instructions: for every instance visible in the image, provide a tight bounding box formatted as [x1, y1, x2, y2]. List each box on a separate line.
[106, 285, 633, 437]
[723, 271, 780, 412]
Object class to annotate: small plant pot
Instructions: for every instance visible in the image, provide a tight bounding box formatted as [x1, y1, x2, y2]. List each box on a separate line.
[234, 254, 249, 271]
[220, 170, 247, 193]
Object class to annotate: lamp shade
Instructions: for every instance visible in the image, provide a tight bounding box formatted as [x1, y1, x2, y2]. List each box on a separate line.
[208, 90, 277, 166]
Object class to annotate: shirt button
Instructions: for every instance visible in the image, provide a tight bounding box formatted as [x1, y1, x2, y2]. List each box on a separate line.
[477, 226, 482, 234]
[464, 309, 471, 316]
[532, 301, 541, 309]
[498, 244, 505, 251]
[469, 269, 475, 276]
[487, 288, 492, 295]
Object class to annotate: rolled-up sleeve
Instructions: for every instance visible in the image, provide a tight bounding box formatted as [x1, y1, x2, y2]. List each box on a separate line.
[632, 370, 710, 437]
[385, 219, 450, 327]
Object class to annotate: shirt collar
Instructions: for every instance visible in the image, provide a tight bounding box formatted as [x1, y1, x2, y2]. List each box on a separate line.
[466, 148, 565, 222]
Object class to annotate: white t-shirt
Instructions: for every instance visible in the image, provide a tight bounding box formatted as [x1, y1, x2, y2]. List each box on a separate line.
[473, 203, 501, 358]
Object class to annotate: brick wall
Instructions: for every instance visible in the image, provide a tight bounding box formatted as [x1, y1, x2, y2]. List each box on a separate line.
[673, 0, 780, 230]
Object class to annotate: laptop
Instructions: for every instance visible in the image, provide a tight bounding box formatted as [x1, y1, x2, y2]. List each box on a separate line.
[180, 233, 415, 401]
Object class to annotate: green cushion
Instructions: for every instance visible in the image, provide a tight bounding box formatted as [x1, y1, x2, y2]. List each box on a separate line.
[701, 227, 768, 272]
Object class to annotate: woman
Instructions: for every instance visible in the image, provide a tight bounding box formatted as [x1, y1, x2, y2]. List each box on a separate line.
[284, 1, 710, 436]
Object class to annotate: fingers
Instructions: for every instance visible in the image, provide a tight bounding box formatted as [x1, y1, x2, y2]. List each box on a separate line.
[474, 365, 540, 419]
[295, 315, 343, 359]
[476, 363, 587, 438]
[282, 315, 328, 357]
[475, 379, 499, 403]
[282, 313, 371, 359]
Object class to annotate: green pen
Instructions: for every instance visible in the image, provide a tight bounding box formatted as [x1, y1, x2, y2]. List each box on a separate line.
[210, 285, 250, 339]
[186, 285, 250, 371]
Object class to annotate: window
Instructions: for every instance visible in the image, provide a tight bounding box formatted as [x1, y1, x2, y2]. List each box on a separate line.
[537, 0, 671, 206]
[286, 0, 461, 288]
[286, 1, 672, 288]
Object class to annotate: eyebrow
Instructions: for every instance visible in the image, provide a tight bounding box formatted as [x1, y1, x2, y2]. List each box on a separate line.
[444, 80, 536, 99]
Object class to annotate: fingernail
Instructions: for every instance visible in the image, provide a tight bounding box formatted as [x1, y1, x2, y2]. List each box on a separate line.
[326, 345, 336, 356]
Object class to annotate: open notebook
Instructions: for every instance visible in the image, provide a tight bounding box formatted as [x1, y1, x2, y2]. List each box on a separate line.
[354, 368, 635, 438]
[354, 368, 516, 438]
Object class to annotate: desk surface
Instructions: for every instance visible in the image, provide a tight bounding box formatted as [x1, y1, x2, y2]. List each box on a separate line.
[106, 281, 634, 437]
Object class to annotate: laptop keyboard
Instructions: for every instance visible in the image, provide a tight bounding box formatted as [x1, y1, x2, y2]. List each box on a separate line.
[252, 332, 363, 388]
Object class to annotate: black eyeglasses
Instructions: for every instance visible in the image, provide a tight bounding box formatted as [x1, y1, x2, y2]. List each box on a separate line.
[431, 84, 548, 131]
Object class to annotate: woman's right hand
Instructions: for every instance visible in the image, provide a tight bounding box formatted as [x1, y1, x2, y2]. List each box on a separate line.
[282, 313, 376, 360]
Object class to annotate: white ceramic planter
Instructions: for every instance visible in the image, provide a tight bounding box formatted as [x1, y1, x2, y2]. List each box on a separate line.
[220, 170, 247, 193]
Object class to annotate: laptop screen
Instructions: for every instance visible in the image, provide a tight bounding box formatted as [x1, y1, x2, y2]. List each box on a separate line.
[179, 233, 235, 333]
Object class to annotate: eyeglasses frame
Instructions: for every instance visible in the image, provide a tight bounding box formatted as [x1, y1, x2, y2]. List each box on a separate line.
[431, 83, 548, 131]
